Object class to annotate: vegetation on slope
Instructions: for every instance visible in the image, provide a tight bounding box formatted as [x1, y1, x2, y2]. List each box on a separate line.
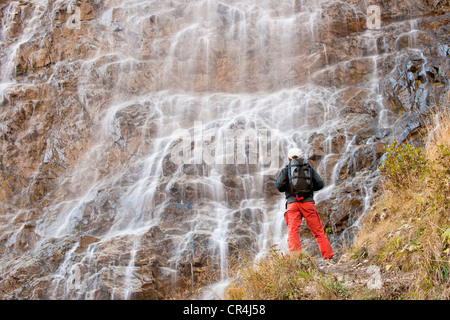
[225, 108, 450, 300]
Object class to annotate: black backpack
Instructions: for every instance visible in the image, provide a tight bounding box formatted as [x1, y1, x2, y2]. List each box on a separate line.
[287, 158, 312, 197]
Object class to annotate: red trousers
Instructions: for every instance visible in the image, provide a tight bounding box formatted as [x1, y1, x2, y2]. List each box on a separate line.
[284, 201, 334, 259]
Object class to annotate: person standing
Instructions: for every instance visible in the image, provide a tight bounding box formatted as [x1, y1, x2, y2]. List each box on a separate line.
[275, 148, 334, 262]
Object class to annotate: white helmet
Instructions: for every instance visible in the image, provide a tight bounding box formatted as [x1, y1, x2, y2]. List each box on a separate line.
[288, 148, 304, 159]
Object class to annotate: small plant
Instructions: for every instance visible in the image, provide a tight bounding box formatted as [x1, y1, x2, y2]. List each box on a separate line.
[318, 276, 350, 299]
[379, 140, 428, 188]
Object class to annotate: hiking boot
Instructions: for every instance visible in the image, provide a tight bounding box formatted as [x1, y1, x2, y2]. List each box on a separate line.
[323, 258, 335, 266]
[318, 258, 336, 268]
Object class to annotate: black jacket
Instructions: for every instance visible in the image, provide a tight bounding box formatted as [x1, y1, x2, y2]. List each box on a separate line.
[275, 159, 324, 205]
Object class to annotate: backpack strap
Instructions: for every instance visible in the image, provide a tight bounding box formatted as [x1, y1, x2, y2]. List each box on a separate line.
[302, 159, 312, 192]
[287, 162, 292, 193]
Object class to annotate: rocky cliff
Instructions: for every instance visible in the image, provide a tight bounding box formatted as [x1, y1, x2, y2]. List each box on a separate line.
[0, 0, 448, 299]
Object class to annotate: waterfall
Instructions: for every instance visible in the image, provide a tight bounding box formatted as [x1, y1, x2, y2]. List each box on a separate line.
[0, 0, 447, 299]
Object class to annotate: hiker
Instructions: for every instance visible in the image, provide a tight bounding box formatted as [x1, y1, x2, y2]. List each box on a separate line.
[275, 148, 335, 263]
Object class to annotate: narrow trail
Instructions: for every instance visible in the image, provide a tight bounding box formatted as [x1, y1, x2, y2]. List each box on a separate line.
[317, 256, 414, 298]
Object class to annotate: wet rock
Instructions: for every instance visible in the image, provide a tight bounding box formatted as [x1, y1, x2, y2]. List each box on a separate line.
[74, 235, 100, 253]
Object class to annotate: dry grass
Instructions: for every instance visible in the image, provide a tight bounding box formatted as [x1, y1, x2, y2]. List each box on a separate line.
[225, 248, 350, 300]
[426, 107, 450, 162]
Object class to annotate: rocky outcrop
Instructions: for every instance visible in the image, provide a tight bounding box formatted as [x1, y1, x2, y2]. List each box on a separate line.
[0, 0, 448, 299]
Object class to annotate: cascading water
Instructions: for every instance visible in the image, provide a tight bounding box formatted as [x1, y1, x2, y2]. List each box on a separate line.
[0, 0, 448, 299]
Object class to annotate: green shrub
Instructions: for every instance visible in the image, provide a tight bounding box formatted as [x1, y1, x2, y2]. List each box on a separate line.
[380, 140, 428, 188]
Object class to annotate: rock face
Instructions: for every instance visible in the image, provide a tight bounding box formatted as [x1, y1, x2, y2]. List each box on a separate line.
[0, 0, 448, 299]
